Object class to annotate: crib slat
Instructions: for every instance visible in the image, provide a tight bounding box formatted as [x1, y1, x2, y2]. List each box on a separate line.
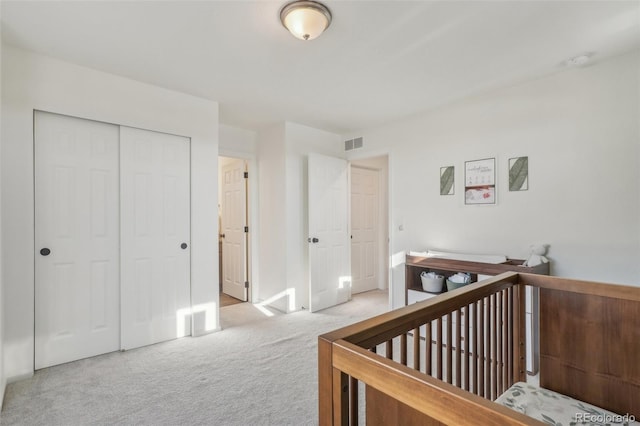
[446, 312, 453, 384]
[508, 286, 514, 385]
[471, 302, 480, 395]
[413, 327, 420, 371]
[349, 376, 358, 426]
[497, 290, 503, 396]
[491, 293, 499, 401]
[456, 308, 462, 388]
[464, 304, 471, 392]
[485, 296, 491, 398]
[386, 339, 393, 360]
[437, 317, 443, 380]
[426, 321, 432, 376]
[400, 333, 407, 366]
[478, 299, 484, 397]
[514, 284, 526, 382]
[502, 289, 509, 392]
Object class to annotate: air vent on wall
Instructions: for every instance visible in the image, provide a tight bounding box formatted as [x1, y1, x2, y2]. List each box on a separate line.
[344, 139, 353, 151]
[344, 137, 364, 151]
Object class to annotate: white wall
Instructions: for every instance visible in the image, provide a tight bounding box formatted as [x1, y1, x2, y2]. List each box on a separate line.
[219, 124, 256, 158]
[1, 46, 220, 382]
[347, 51, 640, 294]
[257, 123, 288, 311]
[0, 15, 5, 408]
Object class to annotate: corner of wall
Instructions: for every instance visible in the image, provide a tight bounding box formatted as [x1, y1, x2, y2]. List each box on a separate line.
[219, 123, 257, 157]
[0, 20, 7, 409]
[256, 123, 288, 311]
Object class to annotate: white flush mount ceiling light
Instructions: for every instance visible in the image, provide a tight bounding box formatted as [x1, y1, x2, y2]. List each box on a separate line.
[280, 1, 332, 41]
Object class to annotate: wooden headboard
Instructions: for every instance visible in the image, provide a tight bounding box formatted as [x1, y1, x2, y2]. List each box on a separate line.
[522, 274, 640, 417]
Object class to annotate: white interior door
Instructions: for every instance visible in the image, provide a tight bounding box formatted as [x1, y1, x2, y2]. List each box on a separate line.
[221, 159, 247, 301]
[308, 153, 350, 312]
[120, 126, 191, 350]
[351, 166, 379, 294]
[35, 111, 120, 369]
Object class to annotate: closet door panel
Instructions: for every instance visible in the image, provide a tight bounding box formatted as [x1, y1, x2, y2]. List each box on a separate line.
[34, 111, 120, 369]
[120, 126, 191, 350]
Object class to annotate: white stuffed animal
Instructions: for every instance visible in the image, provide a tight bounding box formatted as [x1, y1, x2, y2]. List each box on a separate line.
[523, 244, 549, 267]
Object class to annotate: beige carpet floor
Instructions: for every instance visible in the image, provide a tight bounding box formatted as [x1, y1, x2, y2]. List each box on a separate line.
[0, 290, 389, 426]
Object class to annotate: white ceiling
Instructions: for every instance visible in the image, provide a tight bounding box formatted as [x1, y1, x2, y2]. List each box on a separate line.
[1, 1, 639, 134]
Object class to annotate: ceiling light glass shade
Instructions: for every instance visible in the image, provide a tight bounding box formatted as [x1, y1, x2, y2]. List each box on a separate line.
[280, 1, 332, 41]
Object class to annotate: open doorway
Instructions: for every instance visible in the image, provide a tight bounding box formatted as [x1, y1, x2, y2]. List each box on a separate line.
[350, 155, 389, 298]
[218, 156, 250, 307]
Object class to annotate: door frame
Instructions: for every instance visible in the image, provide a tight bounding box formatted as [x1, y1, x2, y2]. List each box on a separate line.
[347, 151, 392, 310]
[218, 150, 257, 303]
[219, 156, 248, 301]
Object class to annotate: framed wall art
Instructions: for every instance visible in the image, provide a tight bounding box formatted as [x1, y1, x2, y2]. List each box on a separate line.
[465, 158, 496, 205]
[440, 166, 454, 195]
[509, 156, 528, 191]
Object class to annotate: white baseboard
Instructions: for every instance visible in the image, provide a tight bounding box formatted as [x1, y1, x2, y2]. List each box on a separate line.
[1, 371, 34, 411]
[0, 378, 5, 411]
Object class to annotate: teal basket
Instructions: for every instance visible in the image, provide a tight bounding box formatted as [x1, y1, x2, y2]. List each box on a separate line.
[446, 279, 468, 292]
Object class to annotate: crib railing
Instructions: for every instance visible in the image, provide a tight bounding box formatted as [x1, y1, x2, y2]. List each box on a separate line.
[318, 272, 540, 425]
[319, 272, 640, 425]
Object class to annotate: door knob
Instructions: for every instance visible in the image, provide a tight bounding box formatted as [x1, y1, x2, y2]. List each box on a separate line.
[40, 248, 51, 256]
[308, 237, 319, 243]
[181, 243, 188, 249]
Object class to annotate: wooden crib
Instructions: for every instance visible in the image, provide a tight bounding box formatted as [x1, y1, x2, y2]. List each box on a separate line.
[318, 272, 640, 425]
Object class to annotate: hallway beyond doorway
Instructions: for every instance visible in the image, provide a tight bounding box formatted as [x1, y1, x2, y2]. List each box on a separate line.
[220, 292, 243, 308]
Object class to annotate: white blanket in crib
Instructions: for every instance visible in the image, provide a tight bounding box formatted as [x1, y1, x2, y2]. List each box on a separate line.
[496, 382, 638, 425]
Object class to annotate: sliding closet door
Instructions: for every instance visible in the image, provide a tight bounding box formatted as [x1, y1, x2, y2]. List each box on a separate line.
[120, 126, 191, 350]
[35, 111, 120, 369]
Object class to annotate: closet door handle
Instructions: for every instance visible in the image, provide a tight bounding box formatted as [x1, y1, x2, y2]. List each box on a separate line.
[40, 248, 51, 256]
[181, 243, 188, 250]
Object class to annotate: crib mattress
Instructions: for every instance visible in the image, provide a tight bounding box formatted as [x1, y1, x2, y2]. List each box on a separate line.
[495, 382, 638, 425]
